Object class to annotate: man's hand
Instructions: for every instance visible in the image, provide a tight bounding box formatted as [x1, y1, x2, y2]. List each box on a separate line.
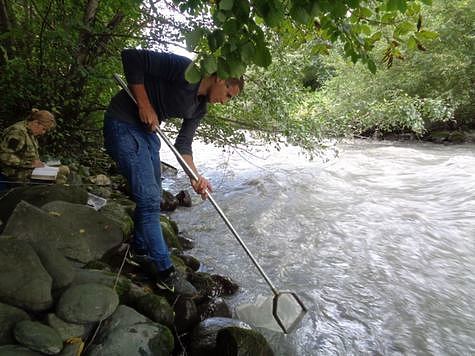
[130, 83, 159, 132]
[32, 160, 44, 168]
[191, 175, 213, 200]
[138, 104, 159, 132]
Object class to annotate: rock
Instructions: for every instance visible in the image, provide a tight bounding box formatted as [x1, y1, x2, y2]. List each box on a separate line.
[189, 317, 252, 356]
[197, 297, 232, 320]
[160, 216, 182, 250]
[189, 272, 239, 298]
[0, 239, 53, 311]
[448, 131, 466, 143]
[178, 233, 195, 250]
[0, 185, 88, 223]
[30, 242, 75, 290]
[429, 130, 450, 143]
[0, 302, 30, 345]
[13, 320, 63, 355]
[56, 283, 119, 324]
[99, 201, 134, 238]
[177, 254, 200, 271]
[90, 174, 111, 186]
[175, 190, 192, 207]
[88, 305, 174, 356]
[2, 201, 92, 263]
[71, 268, 131, 299]
[161, 190, 178, 211]
[57, 341, 84, 356]
[41, 201, 124, 261]
[133, 293, 174, 327]
[216, 326, 274, 356]
[170, 254, 187, 274]
[0, 345, 43, 355]
[46, 314, 88, 342]
[173, 296, 199, 332]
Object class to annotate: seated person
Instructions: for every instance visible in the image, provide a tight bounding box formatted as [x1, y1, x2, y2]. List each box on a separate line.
[0, 109, 69, 188]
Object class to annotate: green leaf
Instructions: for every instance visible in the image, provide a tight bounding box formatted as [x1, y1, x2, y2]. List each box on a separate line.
[420, 0, 432, 4]
[223, 18, 238, 34]
[367, 59, 377, 74]
[394, 21, 415, 36]
[240, 41, 255, 63]
[219, 0, 234, 11]
[217, 57, 230, 79]
[407, 36, 417, 49]
[184, 29, 204, 50]
[208, 30, 225, 51]
[228, 57, 245, 77]
[290, 5, 310, 25]
[415, 30, 438, 41]
[386, 0, 407, 12]
[185, 63, 202, 83]
[254, 45, 271, 67]
[202, 55, 218, 74]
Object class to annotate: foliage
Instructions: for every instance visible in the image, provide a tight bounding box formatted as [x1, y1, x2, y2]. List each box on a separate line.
[173, 0, 436, 82]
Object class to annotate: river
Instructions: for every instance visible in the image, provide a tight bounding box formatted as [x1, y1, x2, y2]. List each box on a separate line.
[162, 139, 475, 356]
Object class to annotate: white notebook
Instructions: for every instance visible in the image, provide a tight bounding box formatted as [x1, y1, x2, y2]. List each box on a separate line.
[31, 166, 59, 181]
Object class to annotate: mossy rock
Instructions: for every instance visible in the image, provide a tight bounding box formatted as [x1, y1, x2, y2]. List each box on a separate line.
[160, 216, 182, 250]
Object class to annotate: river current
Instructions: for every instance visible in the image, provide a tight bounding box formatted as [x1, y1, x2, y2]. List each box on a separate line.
[162, 139, 475, 356]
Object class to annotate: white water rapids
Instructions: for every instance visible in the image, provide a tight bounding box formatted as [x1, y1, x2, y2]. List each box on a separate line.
[162, 139, 475, 355]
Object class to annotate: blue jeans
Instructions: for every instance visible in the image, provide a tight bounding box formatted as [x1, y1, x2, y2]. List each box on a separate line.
[103, 115, 172, 271]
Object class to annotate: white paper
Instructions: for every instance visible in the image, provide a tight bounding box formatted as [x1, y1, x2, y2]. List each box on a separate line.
[31, 165, 59, 178]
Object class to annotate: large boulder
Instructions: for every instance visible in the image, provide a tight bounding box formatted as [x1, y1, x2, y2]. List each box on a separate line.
[0, 345, 43, 355]
[132, 293, 174, 327]
[88, 305, 174, 356]
[2, 201, 92, 263]
[0, 302, 30, 345]
[41, 201, 124, 260]
[189, 317, 252, 356]
[30, 242, 75, 290]
[56, 283, 119, 324]
[46, 314, 89, 342]
[216, 327, 274, 356]
[13, 320, 63, 355]
[0, 239, 53, 311]
[99, 200, 134, 238]
[71, 268, 131, 299]
[0, 185, 88, 223]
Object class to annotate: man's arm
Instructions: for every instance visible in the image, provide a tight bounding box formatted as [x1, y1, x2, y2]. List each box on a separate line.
[181, 154, 212, 200]
[129, 84, 159, 132]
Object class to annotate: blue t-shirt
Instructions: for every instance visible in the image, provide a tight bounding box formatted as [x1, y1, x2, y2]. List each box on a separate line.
[106, 49, 208, 155]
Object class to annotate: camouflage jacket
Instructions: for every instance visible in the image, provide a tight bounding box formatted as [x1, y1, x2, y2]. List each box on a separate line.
[0, 120, 40, 180]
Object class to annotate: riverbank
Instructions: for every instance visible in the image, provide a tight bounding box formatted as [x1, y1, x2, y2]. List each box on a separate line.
[0, 177, 274, 355]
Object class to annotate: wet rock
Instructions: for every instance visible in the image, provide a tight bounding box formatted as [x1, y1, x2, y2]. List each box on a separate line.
[83, 260, 111, 271]
[189, 317, 252, 356]
[46, 314, 88, 342]
[177, 254, 200, 272]
[30, 241, 75, 290]
[161, 190, 179, 211]
[0, 344, 43, 355]
[448, 131, 466, 143]
[197, 297, 232, 320]
[56, 283, 119, 324]
[71, 268, 131, 299]
[171, 254, 188, 274]
[133, 293, 174, 327]
[42, 201, 124, 261]
[3, 201, 92, 263]
[13, 320, 63, 355]
[175, 190, 192, 207]
[99, 201, 134, 238]
[178, 233, 195, 250]
[88, 305, 173, 356]
[160, 215, 182, 250]
[216, 326, 274, 356]
[173, 296, 199, 332]
[0, 302, 30, 345]
[0, 239, 52, 311]
[0, 185, 88, 223]
[189, 272, 239, 298]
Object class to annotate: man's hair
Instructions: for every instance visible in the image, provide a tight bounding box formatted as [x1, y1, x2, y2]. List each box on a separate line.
[225, 76, 245, 92]
[27, 109, 56, 129]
